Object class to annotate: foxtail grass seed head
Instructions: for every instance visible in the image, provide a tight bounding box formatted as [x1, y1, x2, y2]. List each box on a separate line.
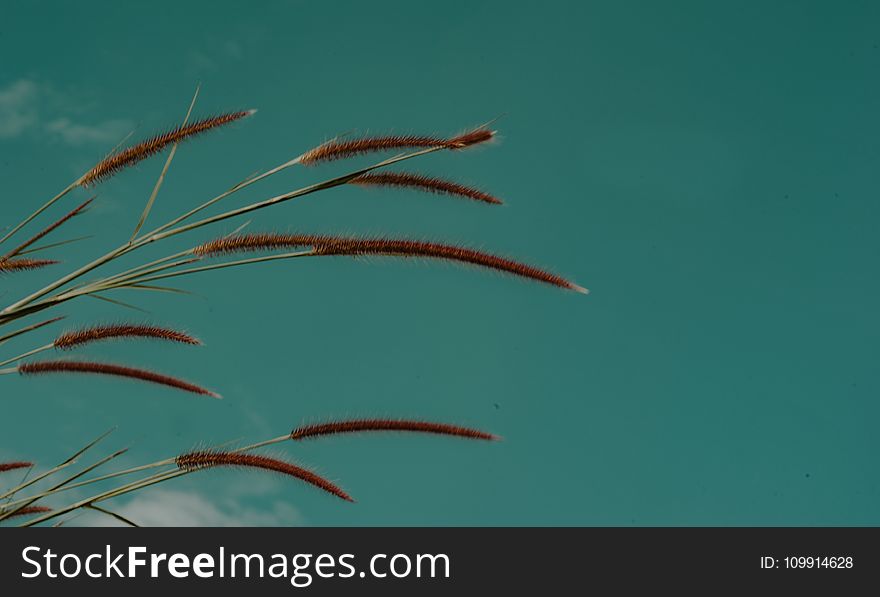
[78, 110, 255, 187]
[0, 105, 583, 522]
[0, 258, 59, 274]
[175, 451, 353, 502]
[18, 360, 220, 398]
[192, 232, 311, 257]
[300, 127, 496, 165]
[3, 506, 52, 519]
[54, 324, 202, 350]
[0, 461, 33, 473]
[291, 419, 500, 441]
[193, 233, 587, 292]
[447, 128, 495, 148]
[349, 171, 502, 205]
[4, 198, 93, 260]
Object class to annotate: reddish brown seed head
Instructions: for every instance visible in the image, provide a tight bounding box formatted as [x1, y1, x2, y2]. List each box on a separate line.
[78, 110, 254, 187]
[175, 451, 353, 502]
[0, 461, 33, 473]
[349, 171, 502, 205]
[300, 134, 446, 165]
[54, 324, 202, 350]
[317, 237, 586, 292]
[0, 258, 59, 273]
[3, 198, 93, 260]
[299, 127, 496, 165]
[290, 419, 500, 441]
[192, 233, 320, 257]
[18, 360, 220, 398]
[192, 233, 586, 292]
[3, 506, 52, 519]
[447, 128, 495, 149]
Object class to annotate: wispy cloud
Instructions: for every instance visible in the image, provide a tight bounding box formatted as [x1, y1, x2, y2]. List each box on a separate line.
[186, 39, 245, 75]
[44, 117, 133, 146]
[0, 79, 134, 145]
[0, 79, 39, 138]
[87, 489, 303, 527]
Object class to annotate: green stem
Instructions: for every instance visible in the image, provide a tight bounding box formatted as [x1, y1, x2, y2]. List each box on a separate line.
[0, 344, 53, 368]
[18, 433, 292, 526]
[113, 251, 313, 287]
[0, 183, 77, 246]
[0, 146, 440, 320]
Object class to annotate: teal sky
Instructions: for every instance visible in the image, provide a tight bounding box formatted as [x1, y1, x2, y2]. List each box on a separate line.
[1, 1, 878, 526]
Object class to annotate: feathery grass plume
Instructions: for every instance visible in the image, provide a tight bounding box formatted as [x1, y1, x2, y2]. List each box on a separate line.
[192, 232, 316, 257]
[3, 198, 93, 260]
[78, 110, 255, 187]
[2, 506, 52, 519]
[291, 419, 500, 441]
[18, 360, 220, 398]
[54, 324, 201, 350]
[0, 258, 59, 274]
[447, 128, 495, 148]
[299, 126, 495, 165]
[0, 461, 33, 473]
[349, 171, 502, 205]
[193, 233, 587, 292]
[175, 451, 353, 502]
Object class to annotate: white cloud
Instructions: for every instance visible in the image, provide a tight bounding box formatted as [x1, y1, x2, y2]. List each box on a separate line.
[87, 489, 303, 527]
[187, 51, 219, 73]
[186, 39, 244, 74]
[44, 117, 132, 146]
[0, 79, 134, 145]
[0, 79, 38, 138]
[224, 41, 243, 60]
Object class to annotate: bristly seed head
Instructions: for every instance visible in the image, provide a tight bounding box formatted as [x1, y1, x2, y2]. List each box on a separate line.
[291, 419, 500, 441]
[3, 198, 93, 260]
[18, 360, 220, 398]
[175, 451, 353, 502]
[78, 110, 254, 187]
[0, 258, 59, 274]
[0, 461, 34, 473]
[349, 171, 502, 205]
[192, 233, 586, 292]
[54, 323, 202, 350]
[3, 506, 52, 519]
[299, 127, 496, 165]
[447, 128, 495, 149]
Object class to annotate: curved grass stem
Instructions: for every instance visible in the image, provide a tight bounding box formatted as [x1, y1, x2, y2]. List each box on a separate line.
[0, 183, 77, 247]
[0, 146, 440, 322]
[17, 433, 292, 526]
[0, 344, 53, 368]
